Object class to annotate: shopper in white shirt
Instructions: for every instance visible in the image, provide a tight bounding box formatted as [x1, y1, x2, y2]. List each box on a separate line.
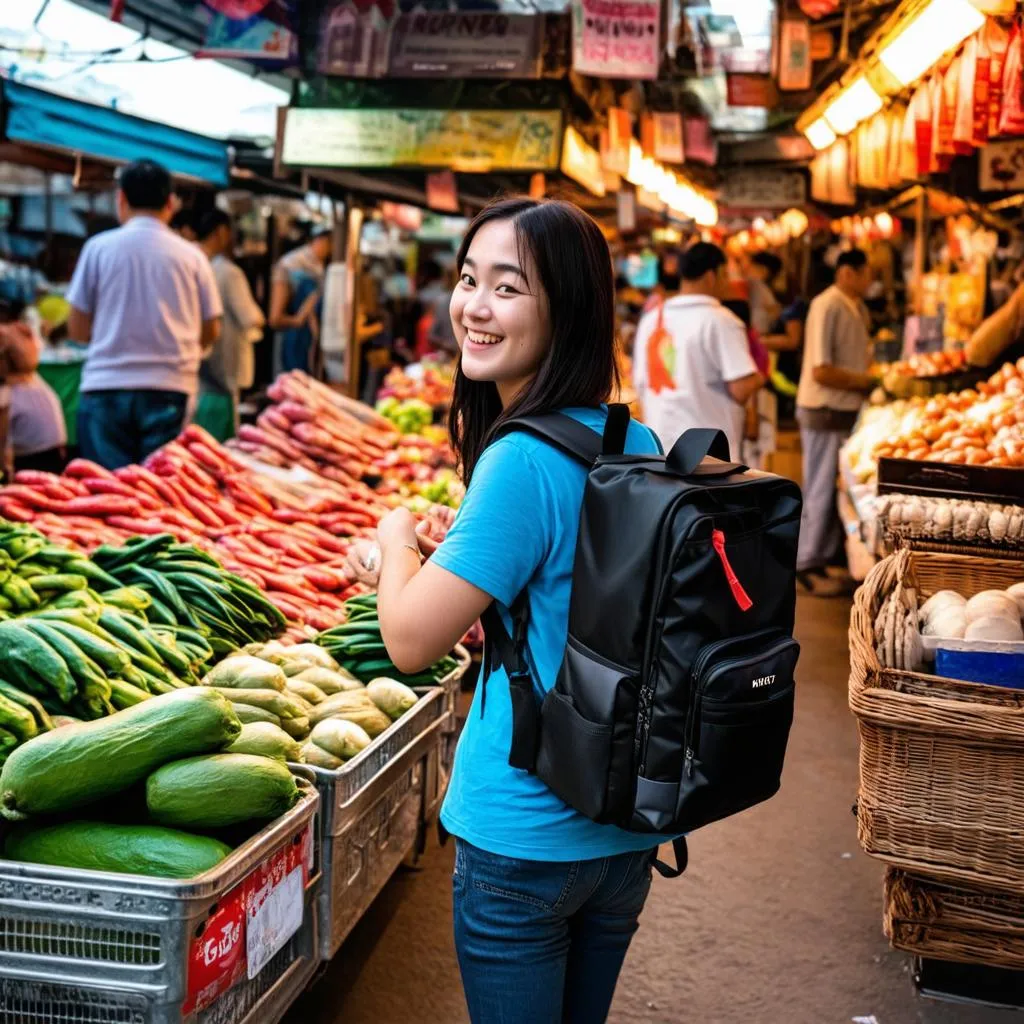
[795, 247, 877, 596]
[633, 242, 763, 459]
[196, 210, 265, 440]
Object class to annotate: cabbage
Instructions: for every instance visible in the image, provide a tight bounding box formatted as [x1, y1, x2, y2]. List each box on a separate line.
[203, 656, 286, 691]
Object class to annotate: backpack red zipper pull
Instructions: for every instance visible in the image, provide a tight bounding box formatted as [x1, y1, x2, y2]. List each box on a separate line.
[712, 529, 753, 611]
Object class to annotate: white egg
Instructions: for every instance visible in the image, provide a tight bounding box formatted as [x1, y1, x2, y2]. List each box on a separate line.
[965, 591, 1020, 625]
[964, 615, 1024, 643]
[1006, 582, 1024, 617]
[919, 590, 966, 625]
[921, 606, 967, 639]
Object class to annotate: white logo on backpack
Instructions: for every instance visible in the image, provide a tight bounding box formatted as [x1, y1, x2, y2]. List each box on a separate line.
[752, 674, 776, 688]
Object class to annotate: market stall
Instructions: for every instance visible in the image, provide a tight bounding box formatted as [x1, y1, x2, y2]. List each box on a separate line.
[0, 361, 470, 1021]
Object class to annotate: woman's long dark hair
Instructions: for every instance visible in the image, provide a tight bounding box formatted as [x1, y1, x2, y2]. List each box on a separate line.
[448, 197, 618, 483]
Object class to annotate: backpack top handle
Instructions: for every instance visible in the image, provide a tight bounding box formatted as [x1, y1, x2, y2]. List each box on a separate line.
[601, 402, 630, 456]
[667, 428, 748, 477]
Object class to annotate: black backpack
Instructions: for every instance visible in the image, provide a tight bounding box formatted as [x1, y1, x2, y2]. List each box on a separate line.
[481, 405, 802, 877]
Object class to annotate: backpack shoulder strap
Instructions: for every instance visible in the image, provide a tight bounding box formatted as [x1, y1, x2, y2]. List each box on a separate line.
[494, 404, 631, 465]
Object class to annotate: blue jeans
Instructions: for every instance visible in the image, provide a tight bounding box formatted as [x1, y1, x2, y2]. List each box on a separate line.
[77, 389, 189, 470]
[452, 840, 654, 1024]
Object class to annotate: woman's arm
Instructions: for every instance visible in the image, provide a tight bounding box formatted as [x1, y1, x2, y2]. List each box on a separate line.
[375, 508, 491, 673]
[268, 277, 318, 331]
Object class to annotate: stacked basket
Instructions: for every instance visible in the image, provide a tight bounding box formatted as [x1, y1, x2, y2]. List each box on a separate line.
[850, 546, 1024, 970]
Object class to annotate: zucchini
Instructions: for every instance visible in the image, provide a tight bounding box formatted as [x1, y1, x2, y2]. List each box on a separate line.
[0, 682, 53, 732]
[205, 686, 306, 720]
[0, 693, 38, 743]
[0, 622, 77, 703]
[146, 753, 299, 829]
[41, 621, 131, 677]
[20, 620, 107, 699]
[5, 820, 232, 879]
[108, 679, 153, 709]
[0, 688, 241, 821]
[231, 703, 282, 727]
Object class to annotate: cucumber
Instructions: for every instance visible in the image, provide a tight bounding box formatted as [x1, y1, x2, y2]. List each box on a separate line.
[20, 620, 107, 699]
[40, 621, 131, 677]
[5, 820, 232, 879]
[108, 679, 153, 709]
[0, 693, 38, 743]
[0, 689, 241, 821]
[226, 723, 301, 762]
[146, 753, 299, 829]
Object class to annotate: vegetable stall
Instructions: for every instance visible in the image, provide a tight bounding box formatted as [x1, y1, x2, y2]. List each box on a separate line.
[0, 370, 469, 1023]
[844, 356, 1024, 1005]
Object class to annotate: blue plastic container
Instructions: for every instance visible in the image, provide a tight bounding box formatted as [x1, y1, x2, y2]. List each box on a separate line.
[935, 641, 1024, 689]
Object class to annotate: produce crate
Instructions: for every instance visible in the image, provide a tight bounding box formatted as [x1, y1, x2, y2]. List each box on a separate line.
[849, 549, 1024, 894]
[301, 686, 449, 961]
[885, 868, 1024, 971]
[0, 780, 320, 1024]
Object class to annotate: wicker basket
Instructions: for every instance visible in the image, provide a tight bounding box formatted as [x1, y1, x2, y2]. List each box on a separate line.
[884, 869, 1024, 970]
[850, 548, 1024, 893]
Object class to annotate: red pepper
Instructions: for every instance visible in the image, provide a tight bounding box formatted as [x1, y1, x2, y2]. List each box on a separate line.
[64, 458, 117, 481]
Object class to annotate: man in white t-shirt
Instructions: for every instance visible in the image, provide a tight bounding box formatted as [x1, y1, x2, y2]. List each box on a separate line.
[634, 242, 763, 459]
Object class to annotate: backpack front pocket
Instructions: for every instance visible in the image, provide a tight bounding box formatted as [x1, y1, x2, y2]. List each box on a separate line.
[677, 633, 799, 831]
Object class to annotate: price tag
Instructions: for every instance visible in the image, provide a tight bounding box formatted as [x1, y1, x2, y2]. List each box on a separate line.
[246, 865, 304, 979]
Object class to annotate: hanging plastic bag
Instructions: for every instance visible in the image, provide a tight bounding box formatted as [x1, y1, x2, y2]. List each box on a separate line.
[911, 79, 934, 178]
[888, 103, 906, 187]
[983, 18, 1010, 137]
[997, 22, 1024, 136]
[930, 72, 953, 173]
[899, 96, 920, 181]
[954, 33, 979, 150]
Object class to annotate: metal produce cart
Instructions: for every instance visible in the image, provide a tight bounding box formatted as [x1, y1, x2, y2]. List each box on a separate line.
[0, 779, 321, 1024]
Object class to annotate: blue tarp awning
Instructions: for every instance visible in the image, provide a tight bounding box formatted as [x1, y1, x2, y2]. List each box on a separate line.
[1, 80, 230, 187]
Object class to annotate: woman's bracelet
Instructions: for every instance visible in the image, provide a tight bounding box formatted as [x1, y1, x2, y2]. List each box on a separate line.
[402, 542, 424, 563]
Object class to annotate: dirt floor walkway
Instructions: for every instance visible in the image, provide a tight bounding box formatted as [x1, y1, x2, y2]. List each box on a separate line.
[285, 595, 1018, 1024]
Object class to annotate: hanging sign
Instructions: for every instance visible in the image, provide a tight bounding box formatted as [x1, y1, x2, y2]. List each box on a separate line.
[281, 108, 563, 171]
[530, 172, 546, 199]
[426, 170, 460, 212]
[388, 12, 544, 78]
[720, 168, 806, 209]
[617, 189, 637, 232]
[777, 18, 811, 91]
[318, 0, 394, 78]
[200, 11, 297, 62]
[683, 117, 717, 164]
[979, 139, 1024, 191]
[600, 110, 631, 175]
[572, 0, 661, 80]
[809, 27, 833, 60]
[561, 126, 605, 197]
[726, 74, 778, 109]
[642, 112, 684, 163]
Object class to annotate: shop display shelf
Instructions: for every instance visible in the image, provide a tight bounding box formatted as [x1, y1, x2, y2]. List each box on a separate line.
[299, 686, 450, 961]
[0, 780, 321, 1024]
[877, 456, 1024, 508]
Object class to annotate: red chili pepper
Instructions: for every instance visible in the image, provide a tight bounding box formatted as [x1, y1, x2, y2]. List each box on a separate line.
[13, 470, 61, 487]
[59, 495, 142, 518]
[271, 508, 317, 525]
[41, 482, 80, 502]
[298, 566, 343, 591]
[64, 459, 117, 481]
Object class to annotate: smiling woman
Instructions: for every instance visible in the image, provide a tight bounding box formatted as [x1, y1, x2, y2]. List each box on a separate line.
[345, 197, 664, 1024]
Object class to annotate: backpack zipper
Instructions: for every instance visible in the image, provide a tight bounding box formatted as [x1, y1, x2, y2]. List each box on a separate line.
[711, 529, 753, 611]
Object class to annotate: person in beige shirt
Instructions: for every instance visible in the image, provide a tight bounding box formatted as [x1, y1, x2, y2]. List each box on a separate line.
[795, 248, 878, 596]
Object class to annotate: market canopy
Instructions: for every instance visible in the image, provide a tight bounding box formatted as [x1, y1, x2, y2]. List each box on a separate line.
[0, 79, 231, 187]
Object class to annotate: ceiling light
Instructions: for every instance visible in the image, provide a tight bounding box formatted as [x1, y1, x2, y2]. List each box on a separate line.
[823, 76, 882, 136]
[804, 117, 837, 150]
[879, 0, 985, 88]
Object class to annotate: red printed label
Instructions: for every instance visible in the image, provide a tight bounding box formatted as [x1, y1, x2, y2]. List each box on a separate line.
[183, 824, 313, 1015]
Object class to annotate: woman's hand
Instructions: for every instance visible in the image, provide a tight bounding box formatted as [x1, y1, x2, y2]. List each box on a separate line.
[377, 506, 419, 550]
[344, 539, 382, 588]
[415, 505, 456, 556]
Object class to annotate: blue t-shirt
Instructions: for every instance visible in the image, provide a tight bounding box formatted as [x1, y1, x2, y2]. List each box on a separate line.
[435, 407, 665, 861]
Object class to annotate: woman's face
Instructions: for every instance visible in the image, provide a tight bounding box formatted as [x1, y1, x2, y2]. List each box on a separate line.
[450, 218, 551, 404]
